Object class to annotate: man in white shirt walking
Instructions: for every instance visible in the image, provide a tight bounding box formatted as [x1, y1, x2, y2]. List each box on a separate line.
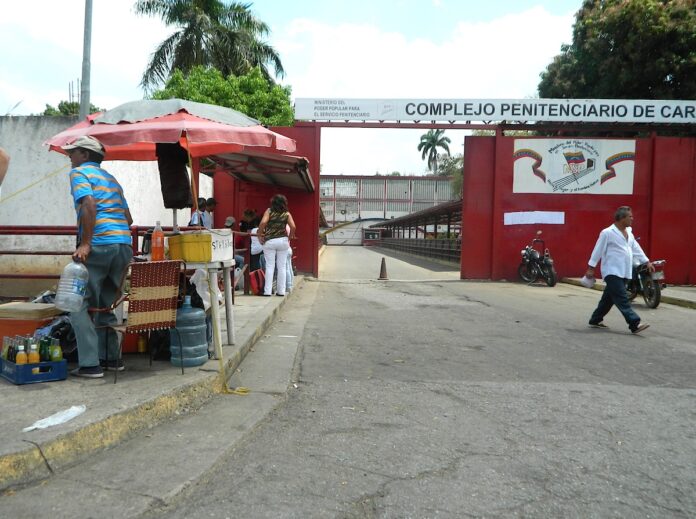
[586, 206, 653, 334]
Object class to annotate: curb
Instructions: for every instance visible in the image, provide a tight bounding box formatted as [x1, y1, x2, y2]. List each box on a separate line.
[0, 278, 303, 492]
[561, 277, 696, 310]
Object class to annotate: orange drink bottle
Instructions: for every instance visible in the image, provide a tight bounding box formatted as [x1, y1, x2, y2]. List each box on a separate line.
[15, 344, 27, 365]
[27, 342, 40, 364]
[151, 221, 165, 261]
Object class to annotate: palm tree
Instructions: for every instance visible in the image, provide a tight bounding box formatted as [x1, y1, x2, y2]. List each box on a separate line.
[135, 0, 285, 91]
[417, 129, 451, 174]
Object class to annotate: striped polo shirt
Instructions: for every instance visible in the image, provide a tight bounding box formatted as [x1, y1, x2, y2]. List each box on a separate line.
[69, 162, 131, 245]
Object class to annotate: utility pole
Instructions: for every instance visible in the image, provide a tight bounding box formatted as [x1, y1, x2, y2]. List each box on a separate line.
[79, 0, 93, 119]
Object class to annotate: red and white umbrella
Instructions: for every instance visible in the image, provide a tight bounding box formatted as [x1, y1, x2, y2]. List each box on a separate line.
[45, 98, 296, 160]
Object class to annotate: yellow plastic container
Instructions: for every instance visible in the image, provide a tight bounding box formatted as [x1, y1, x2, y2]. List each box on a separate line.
[168, 233, 212, 262]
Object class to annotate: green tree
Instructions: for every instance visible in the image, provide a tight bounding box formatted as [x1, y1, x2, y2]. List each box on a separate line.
[42, 101, 103, 116]
[437, 153, 464, 198]
[135, 0, 285, 91]
[389, 171, 401, 176]
[151, 66, 293, 126]
[417, 129, 451, 174]
[538, 0, 696, 99]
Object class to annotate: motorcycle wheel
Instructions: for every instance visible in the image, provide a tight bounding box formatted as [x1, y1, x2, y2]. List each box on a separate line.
[518, 263, 535, 283]
[642, 278, 661, 308]
[626, 281, 638, 301]
[543, 265, 557, 287]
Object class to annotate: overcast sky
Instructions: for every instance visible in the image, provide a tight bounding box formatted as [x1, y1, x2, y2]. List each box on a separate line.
[0, 0, 578, 174]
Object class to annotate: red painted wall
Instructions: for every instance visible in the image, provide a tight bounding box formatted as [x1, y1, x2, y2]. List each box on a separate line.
[214, 125, 321, 277]
[461, 136, 495, 279]
[651, 137, 696, 284]
[462, 135, 696, 284]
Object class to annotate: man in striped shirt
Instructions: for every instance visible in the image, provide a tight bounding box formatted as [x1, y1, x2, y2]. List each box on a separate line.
[62, 136, 133, 378]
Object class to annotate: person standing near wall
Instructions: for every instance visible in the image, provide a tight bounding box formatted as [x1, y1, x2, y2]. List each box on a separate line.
[61, 136, 133, 378]
[189, 198, 206, 227]
[586, 206, 652, 334]
[258, 194, 296, 297]
[204, 197, 217, 229]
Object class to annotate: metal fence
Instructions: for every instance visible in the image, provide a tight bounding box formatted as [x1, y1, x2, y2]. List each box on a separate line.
[378, 238, 460, 264]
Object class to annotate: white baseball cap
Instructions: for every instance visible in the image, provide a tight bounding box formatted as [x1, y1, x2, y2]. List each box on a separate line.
[61, 136, 105, 156]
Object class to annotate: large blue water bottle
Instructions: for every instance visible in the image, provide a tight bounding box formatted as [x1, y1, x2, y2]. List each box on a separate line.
[170, 296, 208, 367]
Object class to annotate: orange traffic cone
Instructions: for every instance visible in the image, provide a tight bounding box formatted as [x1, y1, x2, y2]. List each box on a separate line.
[378, 257, 389, 280]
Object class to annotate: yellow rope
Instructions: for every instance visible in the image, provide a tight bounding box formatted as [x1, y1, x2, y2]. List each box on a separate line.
[0, 164, 69, 204]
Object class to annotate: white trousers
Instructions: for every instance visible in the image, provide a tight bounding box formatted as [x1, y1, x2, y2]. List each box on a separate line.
[262, 237, 289, 295]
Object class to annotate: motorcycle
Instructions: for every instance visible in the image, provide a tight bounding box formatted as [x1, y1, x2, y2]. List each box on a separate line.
[518, 230, 557, 287]
[627, 259, 666, 308]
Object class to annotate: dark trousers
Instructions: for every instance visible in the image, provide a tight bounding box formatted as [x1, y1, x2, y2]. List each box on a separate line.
[589, 275, 641, 331]
[72, 244, 132, 367]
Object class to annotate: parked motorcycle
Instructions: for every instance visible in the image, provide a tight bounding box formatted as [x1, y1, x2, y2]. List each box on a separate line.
[518, 230, 557, 287]
[627, 259, 666, 308]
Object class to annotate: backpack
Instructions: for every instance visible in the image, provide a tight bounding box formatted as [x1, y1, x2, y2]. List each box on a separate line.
[249, 269, 266, 295]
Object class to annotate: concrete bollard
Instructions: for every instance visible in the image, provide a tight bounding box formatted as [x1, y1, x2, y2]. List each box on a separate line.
[378, 257, 389, 280]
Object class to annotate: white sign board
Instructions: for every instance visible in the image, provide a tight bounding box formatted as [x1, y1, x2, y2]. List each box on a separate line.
[210, 228, 234, 262]
[294, 98, 696, 124]
[513, 139, 635, 195]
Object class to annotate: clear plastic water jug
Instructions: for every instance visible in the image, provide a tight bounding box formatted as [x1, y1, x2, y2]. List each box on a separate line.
[54, 260, 89, 312]
[170, 296, 208, 367]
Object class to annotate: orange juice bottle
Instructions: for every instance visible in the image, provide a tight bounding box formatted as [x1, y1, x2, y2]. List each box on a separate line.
[27, 342, 40, 364]
[15, 344, 27, 365]
[151, 221, 165, 261]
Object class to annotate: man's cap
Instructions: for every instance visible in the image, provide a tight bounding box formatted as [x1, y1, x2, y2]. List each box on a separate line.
[224, 216, 236, 227]
[61, 136, 105, 156]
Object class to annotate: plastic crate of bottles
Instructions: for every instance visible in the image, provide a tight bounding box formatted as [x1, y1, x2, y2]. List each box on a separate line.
[0, 359, 67, 385]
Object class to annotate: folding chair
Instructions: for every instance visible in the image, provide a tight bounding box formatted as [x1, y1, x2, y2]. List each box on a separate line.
[91, 260, 184, 383]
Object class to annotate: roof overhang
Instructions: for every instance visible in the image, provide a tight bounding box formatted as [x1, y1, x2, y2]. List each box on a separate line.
[204, 149, 314, 193]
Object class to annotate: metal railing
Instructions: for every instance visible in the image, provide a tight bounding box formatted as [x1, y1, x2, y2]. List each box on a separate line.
[0, 225, 209, 280]
[378, 238, 460, 264]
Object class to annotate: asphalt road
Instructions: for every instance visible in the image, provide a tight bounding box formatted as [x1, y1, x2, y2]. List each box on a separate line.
[147, 246, 696, 518]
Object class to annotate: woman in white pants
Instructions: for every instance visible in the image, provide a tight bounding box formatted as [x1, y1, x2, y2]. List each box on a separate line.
[258, 194, 297, 296]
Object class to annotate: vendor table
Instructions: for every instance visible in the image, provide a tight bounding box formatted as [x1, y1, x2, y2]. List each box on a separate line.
[184, 260, 235, 359]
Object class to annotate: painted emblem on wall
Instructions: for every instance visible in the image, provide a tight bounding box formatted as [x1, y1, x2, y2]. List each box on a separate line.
[513, 139, 635, 194]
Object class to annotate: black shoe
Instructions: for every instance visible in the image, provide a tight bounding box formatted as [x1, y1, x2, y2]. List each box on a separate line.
[100, 359, 125, 371]
[632, 323, 650, 334]
[588, 321, 608, 329]
[276, 293, 285, 297]
[70, 366, 104, 378]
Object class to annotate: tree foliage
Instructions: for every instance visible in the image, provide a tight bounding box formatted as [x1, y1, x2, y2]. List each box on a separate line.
[437, 153, 464, 198]
[135, 0, 284, 91]
[42, 101, 103, 116]
[151, 66, 294, 126]
[538, 0, 696, 99]
[417, 129, 451, 174]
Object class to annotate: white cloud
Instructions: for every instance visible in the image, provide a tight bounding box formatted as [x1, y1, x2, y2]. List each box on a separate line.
[0, 3, 573, 174]
[0, 1, 170, 114]
[276, 6, 573, 174]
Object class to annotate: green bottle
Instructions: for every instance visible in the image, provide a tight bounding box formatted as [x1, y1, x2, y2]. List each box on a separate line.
[39, 337, 51, 362]
[50, 338, 63, 362]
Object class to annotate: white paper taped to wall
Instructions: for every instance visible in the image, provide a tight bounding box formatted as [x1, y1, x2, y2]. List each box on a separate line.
[504, 211, 565, 225]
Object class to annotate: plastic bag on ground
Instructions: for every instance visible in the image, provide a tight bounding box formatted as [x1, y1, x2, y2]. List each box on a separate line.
[189, 269, 222, 312]
[23, 405, 87, 432]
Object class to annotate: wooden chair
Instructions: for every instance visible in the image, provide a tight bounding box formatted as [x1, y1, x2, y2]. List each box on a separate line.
[91, 260, 183, 383]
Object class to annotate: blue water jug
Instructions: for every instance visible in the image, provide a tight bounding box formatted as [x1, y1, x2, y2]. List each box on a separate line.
[170, 296, 208, 367]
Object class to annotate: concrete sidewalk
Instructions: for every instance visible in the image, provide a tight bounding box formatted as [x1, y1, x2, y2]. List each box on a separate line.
[0, 277, 304, 491]
[562, 277, 696, 309]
